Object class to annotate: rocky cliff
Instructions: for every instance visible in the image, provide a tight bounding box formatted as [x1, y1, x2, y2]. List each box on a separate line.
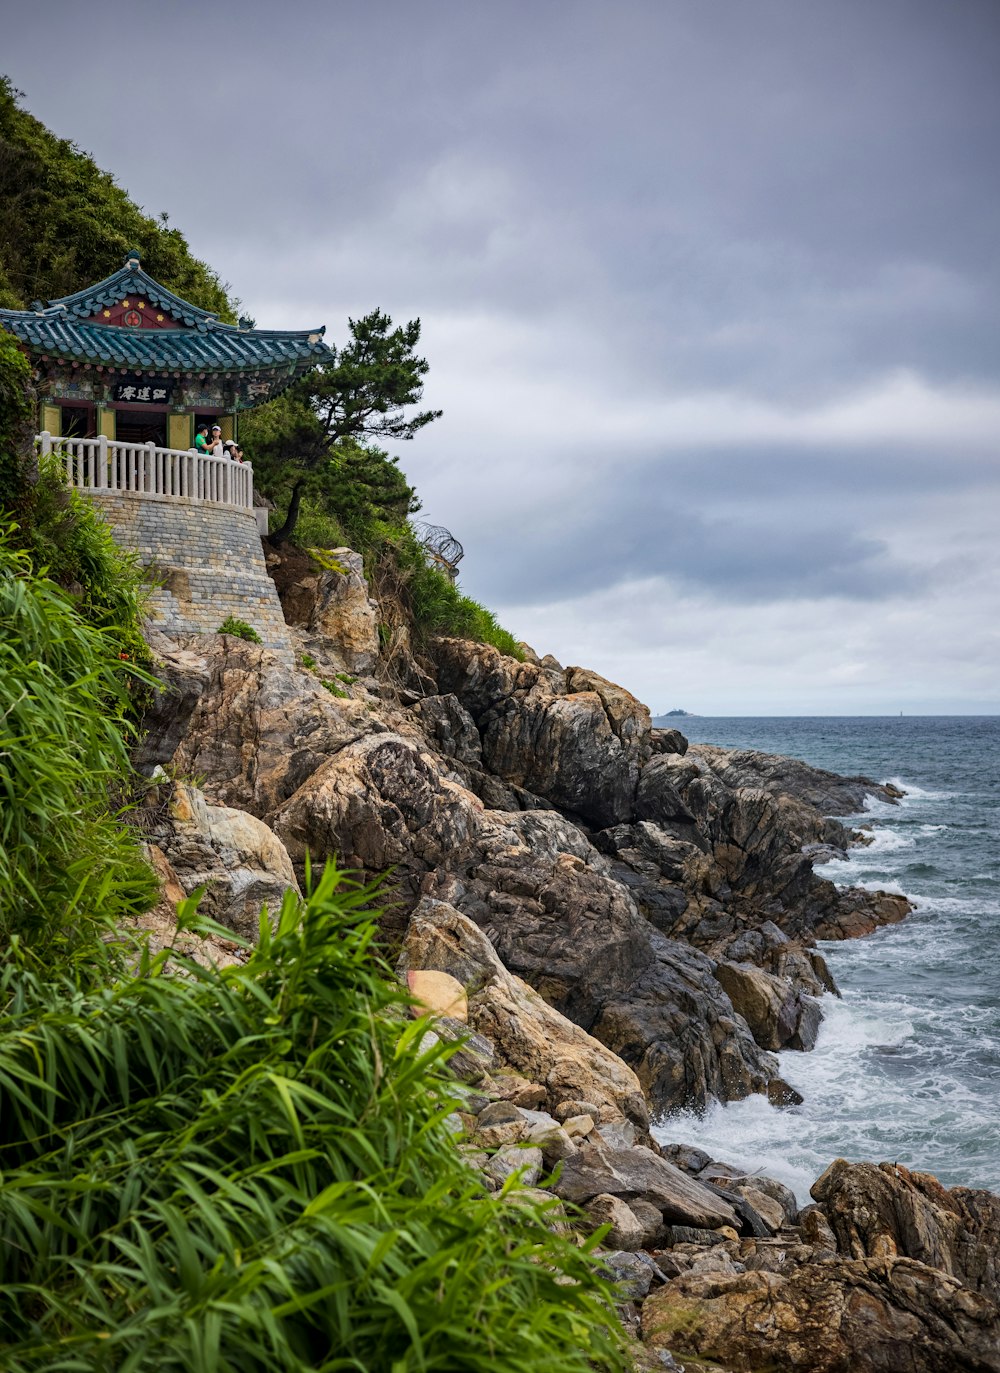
[132, 546, 997, 1372]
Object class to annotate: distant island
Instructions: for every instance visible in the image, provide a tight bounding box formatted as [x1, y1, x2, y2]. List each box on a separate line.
[653, 709, 694, 721]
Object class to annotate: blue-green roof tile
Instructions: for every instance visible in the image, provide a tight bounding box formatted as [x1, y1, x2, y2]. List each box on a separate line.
[0, 252, 333, 375]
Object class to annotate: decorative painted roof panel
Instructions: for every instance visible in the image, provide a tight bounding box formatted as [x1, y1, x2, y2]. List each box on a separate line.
[0, 251, 333, 375]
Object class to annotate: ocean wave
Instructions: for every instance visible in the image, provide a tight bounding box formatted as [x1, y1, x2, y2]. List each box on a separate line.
[883, 777, 957, 802]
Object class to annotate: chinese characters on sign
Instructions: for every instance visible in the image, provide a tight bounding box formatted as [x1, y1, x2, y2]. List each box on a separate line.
[113, 379, 173, 403]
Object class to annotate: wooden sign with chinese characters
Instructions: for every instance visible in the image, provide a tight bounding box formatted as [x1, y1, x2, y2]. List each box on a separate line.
[113, 378, 174, 403]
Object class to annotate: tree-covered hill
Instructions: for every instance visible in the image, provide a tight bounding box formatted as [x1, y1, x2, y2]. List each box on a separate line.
[0, 76, 233, 317]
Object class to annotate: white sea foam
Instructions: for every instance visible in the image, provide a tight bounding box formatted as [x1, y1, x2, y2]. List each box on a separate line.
[656, 990, 1000, 1202]
[884, 777, 956, 802]
[859, 827, 914, 854]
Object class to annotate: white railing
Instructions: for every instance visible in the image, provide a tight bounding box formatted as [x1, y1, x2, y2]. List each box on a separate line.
[36, 433, 254, 509]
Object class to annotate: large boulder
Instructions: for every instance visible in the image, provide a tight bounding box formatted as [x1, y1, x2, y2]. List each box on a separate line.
[812, 1160, 1000, 1304]
[552, 1142, 739, 1230]
[136, 634, 376, 814]
[398, 897, 649, 1128]
[430, 637, 651, 826]
[140, 779, 299, 939]
[641, 1259, 1000, 1372]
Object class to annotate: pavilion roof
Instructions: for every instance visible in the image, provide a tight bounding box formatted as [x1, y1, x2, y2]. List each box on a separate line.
[0, 251, 333, 375]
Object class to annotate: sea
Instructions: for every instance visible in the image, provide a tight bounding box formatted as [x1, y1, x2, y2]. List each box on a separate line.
[653, 716, 1000, 1204]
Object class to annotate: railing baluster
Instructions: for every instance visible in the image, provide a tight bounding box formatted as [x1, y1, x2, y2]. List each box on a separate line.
[34, 434, 255, 515]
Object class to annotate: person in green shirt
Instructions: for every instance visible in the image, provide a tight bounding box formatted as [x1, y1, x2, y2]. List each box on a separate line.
[194, 424, 210, 453]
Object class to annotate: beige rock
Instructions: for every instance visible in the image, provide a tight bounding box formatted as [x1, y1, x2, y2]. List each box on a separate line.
[641, 1258, 1000, 1373]
[278, 548, 380, 674]
[562, 1114, 596, 1140]
[399, 898, 649, 1129]
[140, 634, 374, 815]
[582, 1194, 647, 1252]
[141, 780, 299, 939]
[406, 969, 468, 1022]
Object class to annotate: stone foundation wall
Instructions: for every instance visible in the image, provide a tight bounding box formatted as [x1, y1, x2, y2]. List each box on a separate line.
[85, 491, 291, 655]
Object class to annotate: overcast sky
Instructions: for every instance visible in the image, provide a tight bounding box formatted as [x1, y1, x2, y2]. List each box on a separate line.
[6, 0, 999, 713]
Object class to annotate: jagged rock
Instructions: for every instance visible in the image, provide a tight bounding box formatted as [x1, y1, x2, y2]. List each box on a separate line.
[552, 1143, 738, 1230]
[650, 727, 688, 756]
[412, 693, 483, 767]
[139, 779, 299, 938]
[270, 546, 380, 674]
[430, 636, 651, 826]
[398, 898, 650, 1127]
[483, 1144, 543, 1188]
[712, 959, 821, 1051]
[641, 1259, 1000, 1373]
[812, 1159, 1000, 1304]
[406, 969, 468, 1021]
[137, 634, 376, 813]
[582, 1194, 648, 1251]
[689, 745, 901, 816]
[139, 630, 903, 1116]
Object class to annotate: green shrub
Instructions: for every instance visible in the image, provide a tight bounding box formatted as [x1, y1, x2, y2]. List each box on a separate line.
[0, 527, 158, 965]
[0, 331, 33, 516]
[407, 560, 522, 657]
[21, 454, 154, 673]
[218, 615, 262, 643]
[0, 865, 627, 1372]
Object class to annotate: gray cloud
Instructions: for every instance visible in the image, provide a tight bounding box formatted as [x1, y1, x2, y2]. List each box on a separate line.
[5, 0, 999, 711]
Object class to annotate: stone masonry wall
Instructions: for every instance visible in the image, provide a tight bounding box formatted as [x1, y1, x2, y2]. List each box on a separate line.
[85, 491, 292, 656]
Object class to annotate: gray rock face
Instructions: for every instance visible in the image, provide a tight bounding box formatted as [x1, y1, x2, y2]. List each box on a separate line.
[431, 636, 651, 826]
[139, 779, 299, 939]
[812, 1159, 1000, 1305]
[689, 744, 900, 816]
[139, 618, 909, 1115]
[552, 1143, 739, 1231]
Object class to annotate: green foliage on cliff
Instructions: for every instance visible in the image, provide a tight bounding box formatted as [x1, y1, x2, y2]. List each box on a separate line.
[0, 75, 234, 316]
[240, 306, 437, 547]
[1, 335, 153, 683]
[0, 529, 157, 964]
[0, 860, 627, 1371]
[0, 330, 32, 513]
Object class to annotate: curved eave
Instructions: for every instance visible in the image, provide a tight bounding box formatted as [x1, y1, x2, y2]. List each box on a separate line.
[47, 263, 222, 328]
[0, 315, 333, 374]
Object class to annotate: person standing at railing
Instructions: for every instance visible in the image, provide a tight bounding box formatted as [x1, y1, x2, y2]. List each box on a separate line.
[208, 425, 225, 456]
[194, 424, 211, 454]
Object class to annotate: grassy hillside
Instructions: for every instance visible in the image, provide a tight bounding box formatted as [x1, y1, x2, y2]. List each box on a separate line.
[0, 76, 233, 316]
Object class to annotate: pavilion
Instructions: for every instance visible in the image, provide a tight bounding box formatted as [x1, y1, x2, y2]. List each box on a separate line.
[0, 249, 332, 449]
